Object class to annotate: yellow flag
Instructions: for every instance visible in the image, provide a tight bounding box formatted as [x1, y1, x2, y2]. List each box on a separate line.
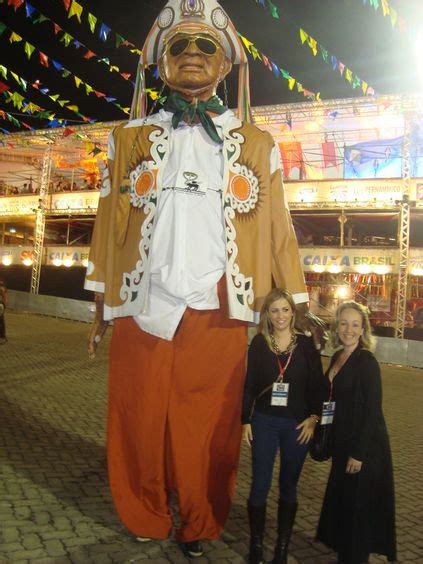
[68, 0, 83, 23]
[88, 13, 97, 33]
[240, 35, 254, 53]
[381, 0, 390, 16]
[390, 7, 397, 27]
[62, 33, 73, 47]
[299, 28, 308, 44]
[10, 72, 21, 86]
[85, 142, 95, 154]
[345, 69, 352, 83]
[67, 105, 79, 112]
[308, 37, 318, 56]
[10, 32, 23, 43]
[288, 78, 296, 90]
[24, 42, 35, 60]
[74, 76, 82, 89]
[361, 81, 368, 94]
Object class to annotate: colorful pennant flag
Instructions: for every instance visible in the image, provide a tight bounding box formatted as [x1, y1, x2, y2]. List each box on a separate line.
[238, 33, 319, 101]
[68, 0, 83, 23]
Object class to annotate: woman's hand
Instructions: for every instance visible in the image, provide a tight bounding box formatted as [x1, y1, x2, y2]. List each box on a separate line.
[242, 424, 253, 447]
[296, 416, 318, 444]
[346, 456, 363, 474]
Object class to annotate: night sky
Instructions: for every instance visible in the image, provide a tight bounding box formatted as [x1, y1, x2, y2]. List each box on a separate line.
[0, 0, 421, 132]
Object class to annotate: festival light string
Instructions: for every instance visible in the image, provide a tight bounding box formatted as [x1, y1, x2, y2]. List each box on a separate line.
[0, 64, 95, 124]
[238, 34, 320, 101]
[251, 0, 376, 96]
[0, 106, 33, 132]
[0, 22, 132, 116]
[3, 0, 136, 85]
[52, 0, 321, 102]
[359, 0, 417, 43]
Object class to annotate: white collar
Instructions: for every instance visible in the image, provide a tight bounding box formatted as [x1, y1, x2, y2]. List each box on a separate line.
[124, 108, 236, 130]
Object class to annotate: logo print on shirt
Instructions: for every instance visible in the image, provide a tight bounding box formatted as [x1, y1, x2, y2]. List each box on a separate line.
[183, 171, 200, 192]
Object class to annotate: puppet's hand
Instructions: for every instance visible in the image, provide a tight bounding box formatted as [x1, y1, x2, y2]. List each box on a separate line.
[88, 293, 109, 359]
[295, 303, 327, 350]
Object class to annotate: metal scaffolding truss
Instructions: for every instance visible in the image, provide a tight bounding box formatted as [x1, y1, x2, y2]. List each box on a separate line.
[395, 118, 412, 339]
[31, 147, 52, 295]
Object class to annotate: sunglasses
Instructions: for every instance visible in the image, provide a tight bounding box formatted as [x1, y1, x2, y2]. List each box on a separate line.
[167, 35, 221, 57]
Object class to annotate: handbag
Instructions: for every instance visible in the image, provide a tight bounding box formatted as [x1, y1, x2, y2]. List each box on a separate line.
[309, 421, 333, 462]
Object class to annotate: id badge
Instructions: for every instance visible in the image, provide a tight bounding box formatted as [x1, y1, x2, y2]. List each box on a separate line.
[271, 382, 289, 406]
[321, 401, 336, 425]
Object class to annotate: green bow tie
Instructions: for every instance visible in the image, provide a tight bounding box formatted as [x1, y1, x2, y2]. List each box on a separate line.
[164, 91, 228, 144]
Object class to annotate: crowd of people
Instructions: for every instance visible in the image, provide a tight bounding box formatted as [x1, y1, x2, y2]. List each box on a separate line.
[0, 177, 102, 196]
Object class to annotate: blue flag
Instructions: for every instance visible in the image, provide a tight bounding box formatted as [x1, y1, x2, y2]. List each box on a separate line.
[344, 137, 403, 179]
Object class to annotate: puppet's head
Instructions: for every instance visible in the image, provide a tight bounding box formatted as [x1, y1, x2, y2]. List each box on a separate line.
[131, 0, 251, 121]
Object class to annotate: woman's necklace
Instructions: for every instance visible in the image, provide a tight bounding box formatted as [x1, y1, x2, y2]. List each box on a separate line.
[270, 332, 297, 355]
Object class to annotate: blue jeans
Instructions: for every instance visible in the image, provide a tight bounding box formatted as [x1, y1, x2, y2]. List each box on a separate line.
[248, 411, 309, 505]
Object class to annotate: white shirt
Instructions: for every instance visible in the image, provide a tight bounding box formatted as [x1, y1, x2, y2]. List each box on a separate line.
[132, 110, 230, 340]
[106, 109, 308, 339]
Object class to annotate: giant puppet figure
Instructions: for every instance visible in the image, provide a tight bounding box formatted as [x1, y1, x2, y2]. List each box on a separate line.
[86, 0, 321, 558]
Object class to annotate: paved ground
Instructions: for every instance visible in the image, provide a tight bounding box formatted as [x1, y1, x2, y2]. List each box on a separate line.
[0, 311, 422, 564]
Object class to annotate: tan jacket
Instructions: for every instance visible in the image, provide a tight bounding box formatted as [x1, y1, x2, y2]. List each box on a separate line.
[85, 115, 306, 322]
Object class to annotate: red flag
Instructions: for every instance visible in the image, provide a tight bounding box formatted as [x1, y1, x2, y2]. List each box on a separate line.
[83, 50, 96, 59]
[21, 121, 31, 130]
[279, 142, 305, 178]
[120, 73, 131, 81]
[0, 110, 6, 119]
[39, 52, 49, 67]
[53, 24, 62, 35]
[63, 0, 70, 11]
[63, 127, 75, 137]
[94, 90, 106, 98]
[8, 0, 24, 12]
[322, 141, 337, 168]
[0, 82, 10, 95]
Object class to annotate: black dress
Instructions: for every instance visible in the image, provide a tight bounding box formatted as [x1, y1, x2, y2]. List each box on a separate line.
[316, 347, 396, 563]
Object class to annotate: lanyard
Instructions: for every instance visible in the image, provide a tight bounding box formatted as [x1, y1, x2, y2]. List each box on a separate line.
[276, 350, 293, 383]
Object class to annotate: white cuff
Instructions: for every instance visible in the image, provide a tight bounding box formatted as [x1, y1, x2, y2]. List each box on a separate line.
[84, 279, 105, 293]
[292, 292, 309, 305]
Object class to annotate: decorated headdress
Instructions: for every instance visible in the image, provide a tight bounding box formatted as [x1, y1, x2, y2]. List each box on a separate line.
[131, 0, 251, 122]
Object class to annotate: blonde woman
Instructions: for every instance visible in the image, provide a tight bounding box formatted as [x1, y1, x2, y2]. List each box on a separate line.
[242, 289, 325, 564]
[316, 301, 396, 564]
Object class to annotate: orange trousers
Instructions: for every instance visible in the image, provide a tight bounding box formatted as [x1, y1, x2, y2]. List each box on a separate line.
[108, 286, 247, 542]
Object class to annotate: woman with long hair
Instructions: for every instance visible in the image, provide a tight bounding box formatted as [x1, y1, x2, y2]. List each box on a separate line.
[242, 288, 325, 564]
[316, 301, 396, 563]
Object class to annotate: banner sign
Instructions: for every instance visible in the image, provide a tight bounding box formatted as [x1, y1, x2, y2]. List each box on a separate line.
[285, 178, 419, 203]
[300, 247, 399, 273]
[1, 244, 422, 274]
[51, 191, 99, 211]
[46, 246, 89, 266]
[0, 194, 41, 215]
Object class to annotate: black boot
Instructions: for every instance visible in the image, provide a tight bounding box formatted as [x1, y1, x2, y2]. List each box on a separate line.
[271, 500, 298, 564]
[247, 502, 266, 564]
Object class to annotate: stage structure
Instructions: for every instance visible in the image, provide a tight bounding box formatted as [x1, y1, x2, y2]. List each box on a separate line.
[1, 94, 422, 339]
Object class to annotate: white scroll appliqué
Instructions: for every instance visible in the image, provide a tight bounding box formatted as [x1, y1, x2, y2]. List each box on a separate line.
[119, 126, 169, 309]
[99, 161, 111, 198]
[223, 127, 254, 315]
